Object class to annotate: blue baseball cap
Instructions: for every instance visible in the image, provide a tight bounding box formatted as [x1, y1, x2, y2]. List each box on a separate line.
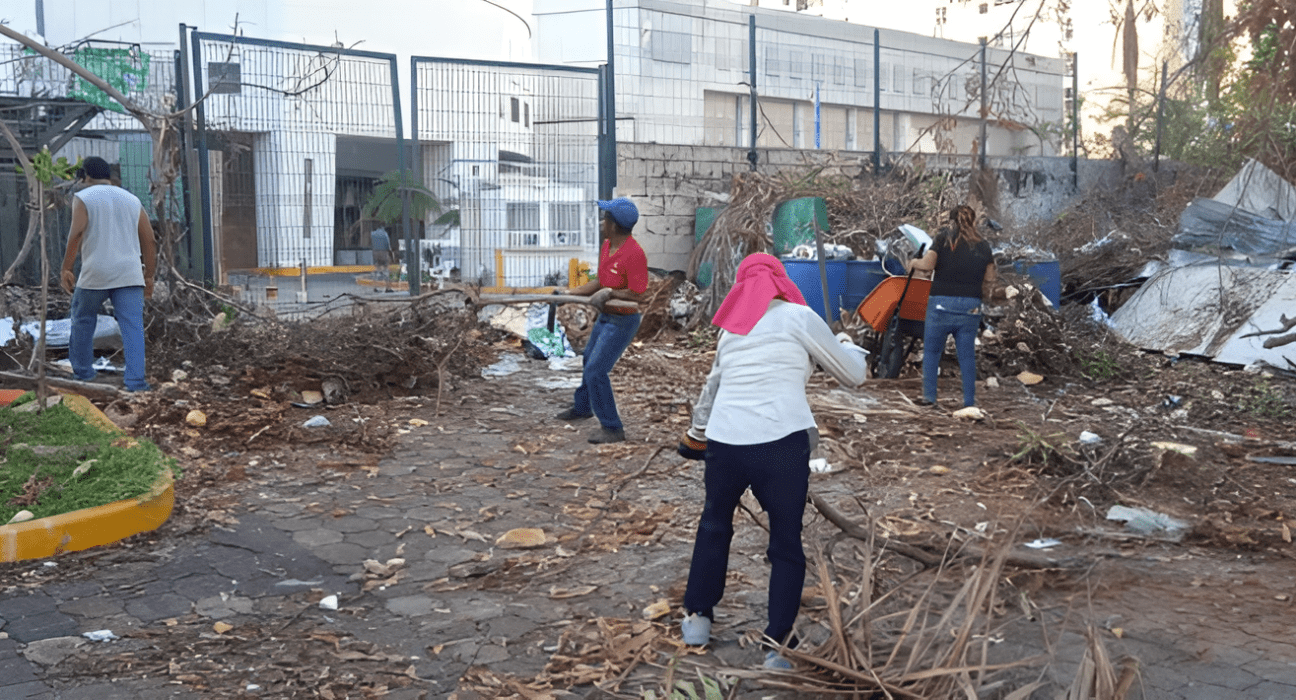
[597, 197, 639, 230]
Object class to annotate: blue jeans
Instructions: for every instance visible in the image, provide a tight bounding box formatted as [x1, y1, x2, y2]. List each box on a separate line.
[684, 430, 810, 645]
[922, 295, 981, 407]
[70, 286, 149, 391]
[571, 311, 641, 431]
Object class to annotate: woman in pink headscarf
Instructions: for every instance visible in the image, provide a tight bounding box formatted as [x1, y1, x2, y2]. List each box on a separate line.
[676, 253, 868, 669]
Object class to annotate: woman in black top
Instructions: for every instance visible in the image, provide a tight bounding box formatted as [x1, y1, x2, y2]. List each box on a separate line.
[906, 204, 997, 407]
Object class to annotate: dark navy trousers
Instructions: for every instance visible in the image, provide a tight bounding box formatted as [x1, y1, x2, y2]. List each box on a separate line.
[684, 430, 810, 645]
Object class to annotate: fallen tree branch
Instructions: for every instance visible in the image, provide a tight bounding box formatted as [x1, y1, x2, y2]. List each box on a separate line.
[809, 492, 1066, 570]
[0, 370, 122, 398]
[478, 293, 639, 312]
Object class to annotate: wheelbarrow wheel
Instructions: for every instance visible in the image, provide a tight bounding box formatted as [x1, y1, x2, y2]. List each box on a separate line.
[876, 316, 906, 379]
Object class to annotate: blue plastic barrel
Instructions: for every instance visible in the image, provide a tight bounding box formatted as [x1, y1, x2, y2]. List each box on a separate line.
[1012, 260, 1061, 308]
[782, 259, 848, 323]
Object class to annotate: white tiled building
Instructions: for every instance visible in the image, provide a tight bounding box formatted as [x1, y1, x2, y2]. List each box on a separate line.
[535, 0, 1067, 158]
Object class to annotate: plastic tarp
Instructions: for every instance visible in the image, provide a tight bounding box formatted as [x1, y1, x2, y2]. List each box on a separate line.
[1173, 197, 1296, 259]
[1110, 263, 1296, 368]
[14, 315, 122, 349]
[1212, 159, 1296, 222]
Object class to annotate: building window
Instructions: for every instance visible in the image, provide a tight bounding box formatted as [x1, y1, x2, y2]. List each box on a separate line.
[524, 102, 530, 128]
[650, 30, 692, 65]
[789, 51, 805, 77]
[853, 58, 869, 88]
[913, 68, 926, 95]
[892, 63, 904, 92]
[978, 3, 988, 13]
[879, 63, 889, 91]
[549, 203, 581, 246]
[507, 202, 539, 231]
[510, 97, 519, 123]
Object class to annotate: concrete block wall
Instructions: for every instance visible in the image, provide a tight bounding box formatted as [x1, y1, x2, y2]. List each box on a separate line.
[617, 141, 1127, 272]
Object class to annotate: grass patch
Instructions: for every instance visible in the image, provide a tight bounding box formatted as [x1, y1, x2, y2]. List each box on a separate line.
[0, 396, 175, 524]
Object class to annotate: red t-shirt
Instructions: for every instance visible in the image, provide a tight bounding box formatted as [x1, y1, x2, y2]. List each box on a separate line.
[598, 236, 649, 294]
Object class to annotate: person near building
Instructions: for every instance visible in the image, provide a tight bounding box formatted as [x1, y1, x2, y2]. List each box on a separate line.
[906, 204, 997, 407]
[371, 225, 394, 292]
[554, 197, 648, 444]
[677, 253, 868, 669]
[59, 156, 156, 392]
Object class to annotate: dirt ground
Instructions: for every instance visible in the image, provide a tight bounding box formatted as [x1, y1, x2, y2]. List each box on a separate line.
[3, 164, 1294, 697]
[3, 276, 1287, 698]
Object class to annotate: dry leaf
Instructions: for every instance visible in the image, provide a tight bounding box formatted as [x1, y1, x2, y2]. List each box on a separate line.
[1016, 371, 1044, 385]
[185, 410, 207, 427]
[1151, 441, 1197, 457]
[300, 390, 324, 405]
[71, 459, 98, 478]
[495, 528, 547, 549]
[408, 418, 429, 427]
[423, 525, 437, 537]
[641, 599, 671, 620]
[213, 621, 233, 634]
[1282, 522, 1292, 544]
[929, 465, 951, 475]
[1110, 627, 1124, 638]
[952, 406, 986, 420]
[549, 585, 598, 599]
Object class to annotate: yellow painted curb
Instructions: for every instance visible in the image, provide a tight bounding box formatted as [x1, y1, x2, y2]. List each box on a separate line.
[0, 394, 174, 562]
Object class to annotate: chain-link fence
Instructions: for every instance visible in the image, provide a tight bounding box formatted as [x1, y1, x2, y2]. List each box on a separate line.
[190, 33, 403, 279]
[412, 57, 603, 289]
[0, 43, 179, 285]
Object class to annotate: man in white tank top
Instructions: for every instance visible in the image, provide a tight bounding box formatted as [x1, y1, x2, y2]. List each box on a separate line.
[59, 156, 157, 392]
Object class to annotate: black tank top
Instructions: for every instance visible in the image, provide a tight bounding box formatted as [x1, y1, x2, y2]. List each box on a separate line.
[929, 230, 993, 299]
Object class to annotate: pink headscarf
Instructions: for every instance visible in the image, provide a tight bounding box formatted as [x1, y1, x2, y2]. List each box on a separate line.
[711, 253, 808, 335]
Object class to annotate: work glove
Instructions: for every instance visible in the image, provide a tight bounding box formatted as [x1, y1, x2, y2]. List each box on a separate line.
[677, 426, 707, 461]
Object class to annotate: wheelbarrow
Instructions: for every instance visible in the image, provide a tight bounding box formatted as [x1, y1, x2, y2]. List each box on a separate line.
[855, 270, 931, 379]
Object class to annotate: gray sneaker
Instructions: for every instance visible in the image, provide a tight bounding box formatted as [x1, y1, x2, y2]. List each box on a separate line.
[680, 613, 711, 646]
[763, 650, 792, 670]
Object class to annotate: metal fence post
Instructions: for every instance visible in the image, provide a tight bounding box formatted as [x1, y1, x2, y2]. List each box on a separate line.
[873, 29, 880, 174]
[189, 29, 214, 284]
[392, 56, 417, 295]
[605, 0, 618, 195]
[1072, 52, 1079, 192]
[979, 37, 987, 171]
[747, 14, 758, 171]
[1154, 59, 1167, 172]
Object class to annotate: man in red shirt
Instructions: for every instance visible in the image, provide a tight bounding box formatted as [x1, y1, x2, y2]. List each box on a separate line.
[555, 197, 648, 444]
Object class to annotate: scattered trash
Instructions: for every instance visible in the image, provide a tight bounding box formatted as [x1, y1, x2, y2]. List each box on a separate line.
[1150, 441, 1197, 458]
[17, 315, 121, 349]
[1088, 297, 1114, 326]
[1079, 431, 1102, 446]
[71, 459, 98, 478]
[481, 354, 523, 378]
[82, 630, 118, 642]
[952, 406, 986, 420]
[171, 369, 189, 382]
[1162, 395, 1183, 409]
[1247, 455, 1296, 466]
[547, 355, 583, 372]
[1106, 505, 1190, 539]
[928, 465, 951, 475]
[534, 375, 582, 390]
[246, 684, 262, 692]
[52, 356, 122, 375]
[809, 457, 832, 473]
[274, 579, 323, 588]
[318, 595, 339, 611]
[7, 510, 34, 524]
[302, 415, 331, 428]
[1024, 538, 1062, 549]
[523, 303, 575, 360]
[299, 390, 324, 405]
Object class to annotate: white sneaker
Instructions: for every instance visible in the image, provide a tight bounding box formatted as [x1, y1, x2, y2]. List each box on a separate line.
[763, 650, 792, 670]
[680, 612, 711, 646]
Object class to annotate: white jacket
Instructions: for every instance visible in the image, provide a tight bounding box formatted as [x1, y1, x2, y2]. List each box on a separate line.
[692, 300, 867, 446]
